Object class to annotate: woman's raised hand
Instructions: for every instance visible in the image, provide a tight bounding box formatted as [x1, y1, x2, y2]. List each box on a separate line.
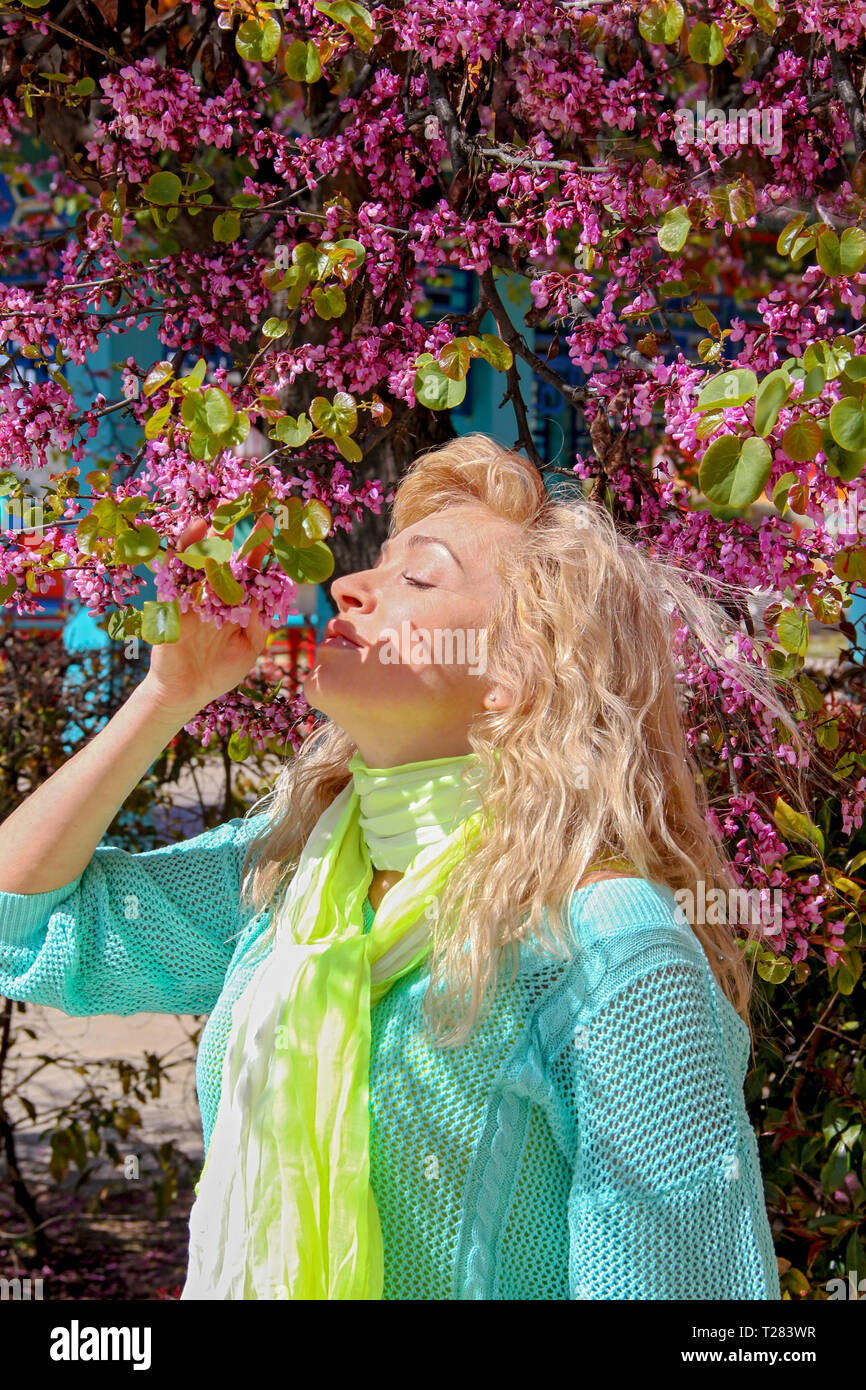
[143, 514, 275, 718]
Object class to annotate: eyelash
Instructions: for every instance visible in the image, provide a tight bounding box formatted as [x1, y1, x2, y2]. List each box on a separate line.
[402, 573, 434, 589]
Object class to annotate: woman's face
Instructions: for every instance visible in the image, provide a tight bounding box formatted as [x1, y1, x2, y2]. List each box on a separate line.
[301, 502, 517, 766]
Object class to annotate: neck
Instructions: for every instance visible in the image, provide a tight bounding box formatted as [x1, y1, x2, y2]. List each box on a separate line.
[350, 729, 475, 768]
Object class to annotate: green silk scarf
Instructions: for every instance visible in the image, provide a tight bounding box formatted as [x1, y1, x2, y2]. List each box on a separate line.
[180, 749, 487, 1301]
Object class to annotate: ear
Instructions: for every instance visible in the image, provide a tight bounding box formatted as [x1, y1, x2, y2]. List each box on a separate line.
[482, 684, 514, 711]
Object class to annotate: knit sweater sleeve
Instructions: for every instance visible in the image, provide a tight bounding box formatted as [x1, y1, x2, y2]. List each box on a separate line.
[0, 811, 272, 1017]
[546, 882, 781, 1300]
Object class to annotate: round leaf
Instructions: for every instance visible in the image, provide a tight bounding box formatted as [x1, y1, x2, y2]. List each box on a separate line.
[236, 16, 282, 64]
[115, 524, 161, 564]
[840, 226, 866, 276]
[781, 416, 822, 462]
[658, 205, 691, 254]
[695, 368, 758, 413]
[142, 172, 182, 206]
[203, 387, 235, 435]
[699, 434, 772, 508]
[753, 368, 792, 436]
[638, 0, 684, 44]
[687, 21, 725, 64]
[777, 607, 810, 655]
[285, 39, 322, 82]
[413, 354, 467, 410]
[204, 558, 244, 605]
[213, 211, 241, 243]
[829, 396, 866, 452]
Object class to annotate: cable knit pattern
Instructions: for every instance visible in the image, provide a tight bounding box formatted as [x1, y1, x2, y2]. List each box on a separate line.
[0, 817, 781, 1300]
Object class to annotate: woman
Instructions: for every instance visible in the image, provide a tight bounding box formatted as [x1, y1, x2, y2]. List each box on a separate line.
[0, 433, 792, 1300]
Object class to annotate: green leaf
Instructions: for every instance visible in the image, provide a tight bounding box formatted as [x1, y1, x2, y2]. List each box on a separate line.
[293, 241, 332, 281]
[699, 435, 772, 508]
[205, 559, 244, 605]
[275, 498, 306, 546]
[273, 534, 335, 583]
[756, 950, 792, 984]
[413, 353, 467, 409]
[0, 575, 16, 602]
[695, 368, 758, 413]
[735, 0, 779, 36]
[310, 391, 357, 437]
[773, 795, 825, 855]
[466, 333, 513, 371]
[181, 391, 207, 431]
[144, 402, 172, 439]
[829, 396, 866, 452]
[709, 178, 756, 225]
[800, 364, 826, 401]
[638, 0, 685, 44]
[262, 317, 289, 338]
[657, 205, 691, 253]
[329, 237, 365, 271]
[143, 360, 175, 397]
[228, 729, 253, 761]
[781, 416, 822, 462]
[840, 226, 866, 276]
[302, 499, 332, 542]
[285, 38, 322, 82]
[753, 368, 792, 437]
[314, 0, 376, 52]
[271, 413, 313, 447]
[179, 536, 233, 569]
[203, 386, 235, 434]
[334, 431, 362, 463]
[816, 229, 844, 277]
[142, 172, 182, 206]
[211, 494, 253, 532]
[180, 357, 207, 392]
[776, 213, 808, 257]
[141, 599, 181, 644]
[311, 285, 346, 319]
[236, 16, 282, 63]
[438, 339, 471, 381]
[213, 211, 241, 243]
[816, 719, 839, 750]
[776, 607, 810, 655]
[796, 673, 824, 712]
[237, 523, 273, 559]
[115, 524, 161, 564]
[687, 20, 725, 63]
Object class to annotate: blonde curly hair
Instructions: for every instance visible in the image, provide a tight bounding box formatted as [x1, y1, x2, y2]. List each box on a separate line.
[238, 432, 809, 1051]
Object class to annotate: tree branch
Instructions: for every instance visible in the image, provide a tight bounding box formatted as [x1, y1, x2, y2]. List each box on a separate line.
[479, 266, 585, 413]
[828, 45, 866, 157]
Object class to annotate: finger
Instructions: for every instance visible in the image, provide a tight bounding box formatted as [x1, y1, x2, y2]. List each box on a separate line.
[245, 512, 275, 574]
[172, 515, 207, 556]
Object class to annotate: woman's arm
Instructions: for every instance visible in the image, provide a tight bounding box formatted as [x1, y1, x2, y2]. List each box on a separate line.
[0, 514, 273, 895]
[0, 680, 200, 893]
[0, 811, 272, 1016]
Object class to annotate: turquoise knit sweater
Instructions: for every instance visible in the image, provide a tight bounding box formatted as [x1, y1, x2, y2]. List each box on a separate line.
[0, 811, 781, 1300]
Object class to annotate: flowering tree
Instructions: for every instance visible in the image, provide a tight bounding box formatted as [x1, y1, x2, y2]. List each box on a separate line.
[1, 0, 866, 1290]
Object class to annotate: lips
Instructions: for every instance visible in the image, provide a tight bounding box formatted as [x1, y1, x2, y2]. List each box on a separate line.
[322, 621, 363, 649]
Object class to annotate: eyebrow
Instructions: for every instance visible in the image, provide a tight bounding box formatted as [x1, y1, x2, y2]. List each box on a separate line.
[377, 535, 466, 573]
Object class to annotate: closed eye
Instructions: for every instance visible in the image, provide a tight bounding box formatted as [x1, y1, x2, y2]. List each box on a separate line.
[402, 574, 434, 589]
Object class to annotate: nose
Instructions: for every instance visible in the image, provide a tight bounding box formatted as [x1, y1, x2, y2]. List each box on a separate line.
[330, 567, 376, 613]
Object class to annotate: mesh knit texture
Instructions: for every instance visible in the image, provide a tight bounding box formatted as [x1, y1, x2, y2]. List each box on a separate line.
[0, 813, 781, 1301]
